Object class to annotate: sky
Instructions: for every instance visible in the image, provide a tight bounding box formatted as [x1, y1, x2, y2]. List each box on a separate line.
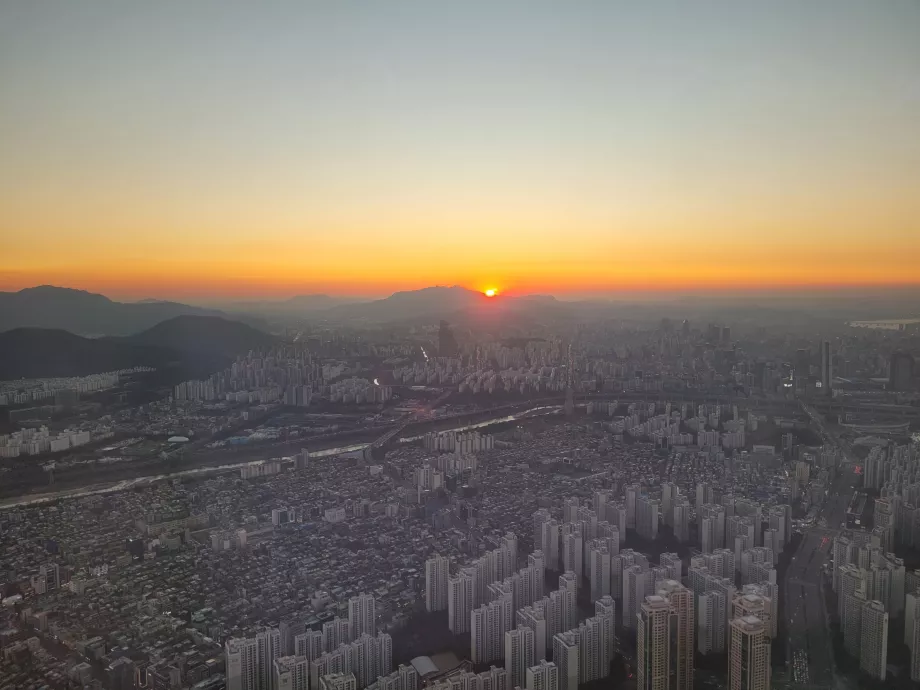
[1, 1, 919, 300]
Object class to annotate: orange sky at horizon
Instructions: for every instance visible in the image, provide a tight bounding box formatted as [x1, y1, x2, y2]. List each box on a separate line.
[2, 3, 919, 301]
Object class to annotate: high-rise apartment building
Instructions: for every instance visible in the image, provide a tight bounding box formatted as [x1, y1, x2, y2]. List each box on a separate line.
[552, 632, 579, 690]
[505, 626, 536, 690]
[672, 497, 691, 544]
[637, 496, 660, 541]
[561, 524, 583, 580]
[426, 555, 449, 612]
[449, 568, 475, 634]
[637, 581, 694, 690]
[226, 637, 259, 690]
[559, 571, 579, 631]
[728, 616, 770, 690]
[700, 505, 725, 554]
[526, 660, 559, 690]
[587, 540, 611, 602]
[821, 340, 833, 396]
[860, 600, 888, 681]
[517, 605, 548, 664]
[273, 656, 309, 690]
[348, 593, 376, 638]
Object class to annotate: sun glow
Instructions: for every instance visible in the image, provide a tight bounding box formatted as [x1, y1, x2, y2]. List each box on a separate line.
[484, 288, 497, 297]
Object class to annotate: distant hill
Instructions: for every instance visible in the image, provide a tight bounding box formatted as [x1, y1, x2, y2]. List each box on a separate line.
[0, 316, 277, 380]
[0, 328, 179, 379]
[324, 286, 486, 322]
[125, 315, 277, 358]
[0, 285, 267, 335]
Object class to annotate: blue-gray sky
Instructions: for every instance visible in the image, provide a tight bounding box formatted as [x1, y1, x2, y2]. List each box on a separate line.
[1, 1, 918, 297]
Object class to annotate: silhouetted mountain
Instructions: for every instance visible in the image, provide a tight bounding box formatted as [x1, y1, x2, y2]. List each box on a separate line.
[219, 294, 362, 320]
[0, 286, 239, 336]
[125, 315, 277, 357]
[324, 286, 487, 322]
[0, 328, 179, 379]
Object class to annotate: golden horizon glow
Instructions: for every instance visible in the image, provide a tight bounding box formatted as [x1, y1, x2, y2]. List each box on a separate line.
[2, 4, 919, 300]
[484, 288, 497, 297]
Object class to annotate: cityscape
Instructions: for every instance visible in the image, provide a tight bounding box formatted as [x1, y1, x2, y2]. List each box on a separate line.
[2, 3, 919, 690]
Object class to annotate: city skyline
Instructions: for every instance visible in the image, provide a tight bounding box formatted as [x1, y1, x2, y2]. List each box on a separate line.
[3, 1, 919, 299]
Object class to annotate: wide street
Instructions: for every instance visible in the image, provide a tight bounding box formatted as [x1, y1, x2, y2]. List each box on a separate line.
[784, 448, 862, 687]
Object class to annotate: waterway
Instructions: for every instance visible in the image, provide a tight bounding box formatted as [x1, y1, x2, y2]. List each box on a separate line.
[0, 405, 563, 509]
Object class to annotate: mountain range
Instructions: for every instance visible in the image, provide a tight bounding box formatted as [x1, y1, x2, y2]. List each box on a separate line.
[0, 315, 276, 380]
[0, 286, 267, 336]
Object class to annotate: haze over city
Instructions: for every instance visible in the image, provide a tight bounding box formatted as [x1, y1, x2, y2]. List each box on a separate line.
[2, 1, 919, 300]
[2, 5, 920, 690]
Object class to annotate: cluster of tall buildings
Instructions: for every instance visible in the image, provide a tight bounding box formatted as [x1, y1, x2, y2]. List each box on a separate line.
[226, 594, 393, 690]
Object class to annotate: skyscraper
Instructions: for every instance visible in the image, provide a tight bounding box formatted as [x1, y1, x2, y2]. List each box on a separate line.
[517, 605, 548, 664]
[860, 600, 888, 681]
[672, 497, 691, 544]
[257, 628, 282, 690]
[226, 637, 259, 690]
[505, 626, 536, 690]
[561, 524, 583, 580]
[426, 555, 449, 612]
[821, 340, 833, 396]
[587, 540, 611, 602]
[728, 616, 770, 690]
[559, 571, 579, 631]
[637, 496, 660, 541]
[348, 593, 376, 638]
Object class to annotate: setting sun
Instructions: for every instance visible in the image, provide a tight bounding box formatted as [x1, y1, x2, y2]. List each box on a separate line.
[484, 288, 497, 297]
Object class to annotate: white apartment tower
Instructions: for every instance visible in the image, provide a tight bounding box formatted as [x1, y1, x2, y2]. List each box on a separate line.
[505, 626, 536, 690]
[860, 600, 888, 681]
[449, 568, 475, 634]
[426, 555, 450, 612]
[348, 593, 376, 638]
[526, 660, 559, 690]
[552, 632, 579, 690]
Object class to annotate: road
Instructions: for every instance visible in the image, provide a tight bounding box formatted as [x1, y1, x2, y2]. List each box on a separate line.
[783, 410, 862, 688]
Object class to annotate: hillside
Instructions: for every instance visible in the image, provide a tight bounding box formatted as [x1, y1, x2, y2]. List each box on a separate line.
[124, 315, 277, 357]
[0, 286, 265, 335]
[0, 329, 178, 380]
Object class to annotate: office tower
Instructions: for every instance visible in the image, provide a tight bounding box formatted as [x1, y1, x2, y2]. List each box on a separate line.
[700, 505, 725, 554]
[227, 637, 259, 690]
[661, 483, 677, 527]
[323, 618, 353, 653]
[820, 340, 833, 395]
[562, 524, 583, 580]
[426, 555, 449, 612]
[860, 600, 888, 681]
[626, 485, 640, 528]
[319, 673, 357, 690]
[697, 590, 728, 654]
[526, 660, 559, 690]
[559, 571, 578, 631]
[672, 498, 691, 543]
[659, 553, 681, 582]
[728, 616, 771, 690]
[257, 628, 282, 690]
[294, 630, 324, 663]
[517, 605, 548, 664]
[449, 568, 475, 634]
[552, 632, 579, 690]
[637, 497, 660, 541]
[348, 593, 376, 638]
[274, 656, 309, 690]
[542, 519, 561, 572]
[505, 626, 536, 689]
[529, 551, 546, 599]
[587, 540, 611, 602]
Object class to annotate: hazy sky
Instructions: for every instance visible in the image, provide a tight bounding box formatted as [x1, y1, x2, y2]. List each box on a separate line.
[2, 1, 918, 299]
